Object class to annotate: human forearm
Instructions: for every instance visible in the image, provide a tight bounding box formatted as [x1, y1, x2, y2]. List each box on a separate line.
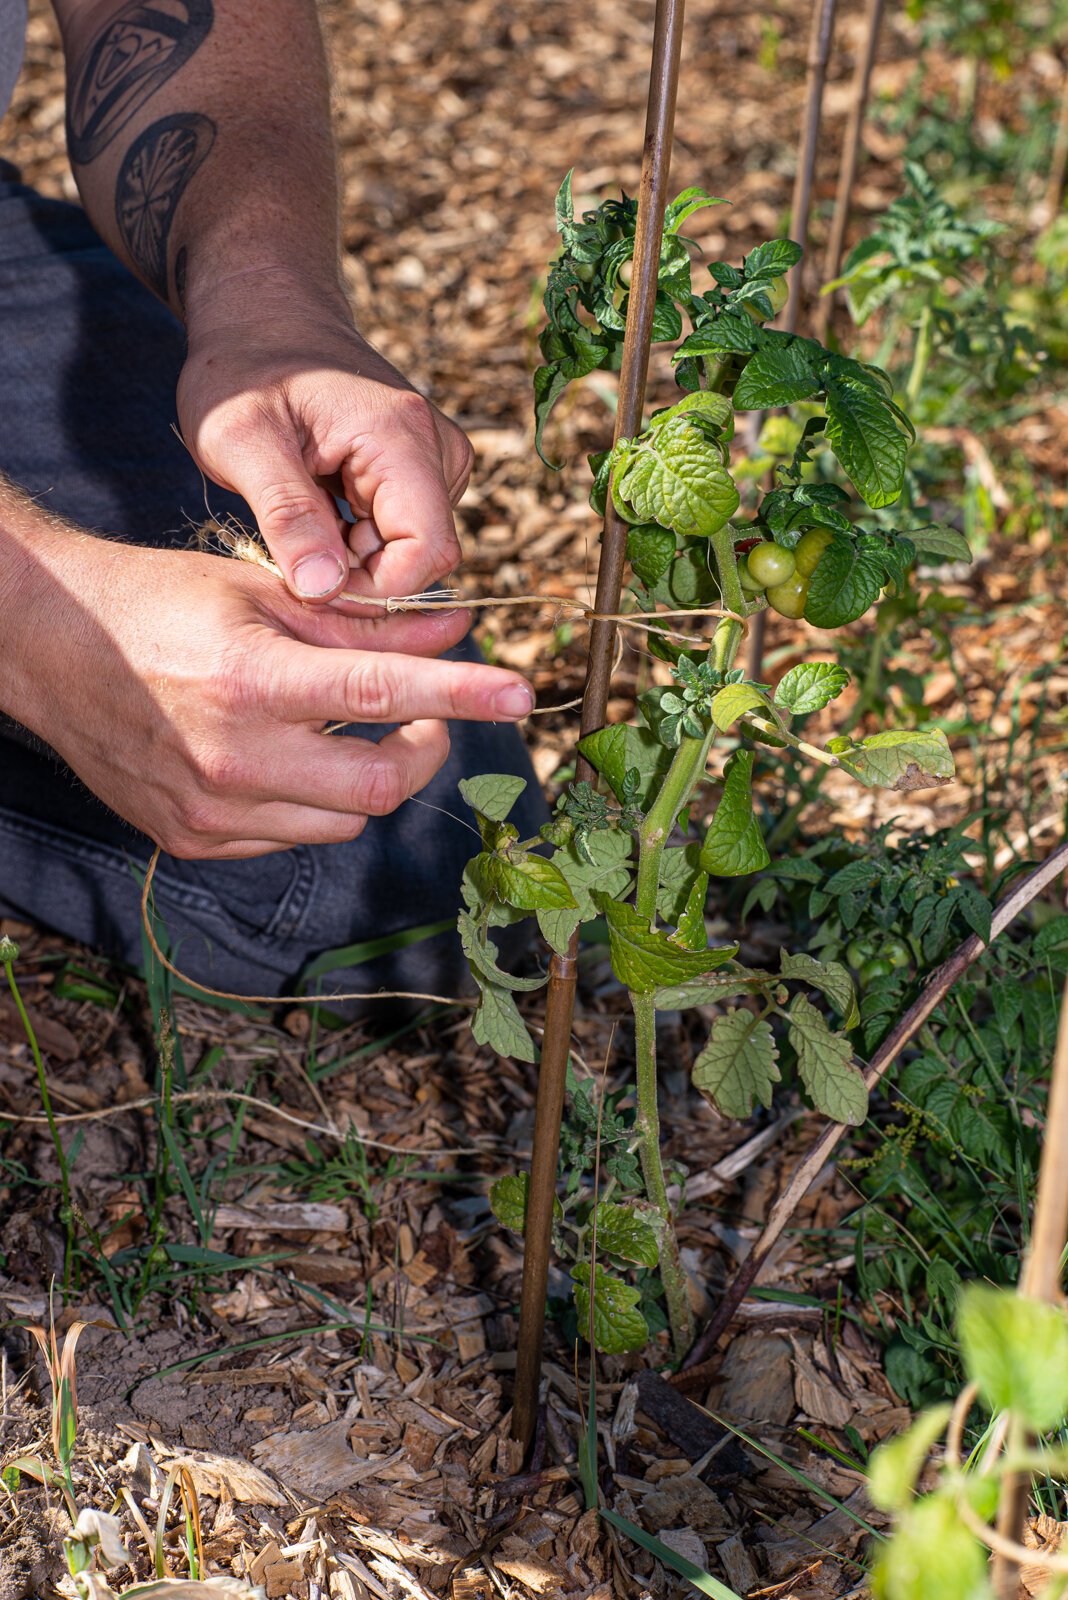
[55, 0, 344, 318]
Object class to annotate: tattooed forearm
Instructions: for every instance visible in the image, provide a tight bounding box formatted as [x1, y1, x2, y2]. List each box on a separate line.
[67, 0, 213, 164]
[115, 112, 215, 300]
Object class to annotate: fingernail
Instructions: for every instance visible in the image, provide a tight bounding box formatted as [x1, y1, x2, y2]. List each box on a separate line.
[294, 552, 346, 598]
[494, 683, 535, 718]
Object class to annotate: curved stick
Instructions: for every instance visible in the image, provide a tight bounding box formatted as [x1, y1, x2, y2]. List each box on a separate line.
[674, 839, 1068, 1387]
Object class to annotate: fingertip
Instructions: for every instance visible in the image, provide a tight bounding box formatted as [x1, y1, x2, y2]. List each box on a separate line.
[292, 550, 349, 601]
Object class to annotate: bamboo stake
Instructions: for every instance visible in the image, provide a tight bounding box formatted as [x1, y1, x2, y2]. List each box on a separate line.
[510, 0, 688, 1451]
[674, 839, 1068, 1387]
[747, 0, 837, 681]
[991, 971, 1068, 1600]
[1042, 61, 1068, 226]
[813, 0, 885, 344]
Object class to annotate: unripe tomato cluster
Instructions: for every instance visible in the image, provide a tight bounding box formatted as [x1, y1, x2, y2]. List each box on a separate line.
[737, 528, 833, 618]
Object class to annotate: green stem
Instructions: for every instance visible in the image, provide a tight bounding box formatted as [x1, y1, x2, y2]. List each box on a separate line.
[3, 950, 74, 1294]
[635, 730, 715, 921]
[632, 990, 693, 1354]
[710, 530, 747, 620]
[906, 303, 933, 414]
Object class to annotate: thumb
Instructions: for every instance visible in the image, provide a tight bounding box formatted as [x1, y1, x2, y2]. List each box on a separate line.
[225, 438, 350, 601]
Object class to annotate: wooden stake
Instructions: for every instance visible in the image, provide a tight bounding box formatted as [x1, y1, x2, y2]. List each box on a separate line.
[747, 0, 837, 681]
[511, 0, 688, 1451]
[813, 0, 885, 344]
[676, 840, 1068, 1386]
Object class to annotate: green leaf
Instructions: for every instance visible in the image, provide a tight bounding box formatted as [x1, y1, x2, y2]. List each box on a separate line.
[654, 969, 772, 1010]
[458, 912, 547, 992]
[649, 390, 734, 434]
[614, 416, 740, 538]
[788, 994, 868, 1124]
[626, 523, 677, 587]
[744, 238, 802, 278]
[838, 729, 955, 791]
[599, 898, 737, 993]
[484, 851, 577, 911]
[774, 662, 851, 716]
[779, 951, 858, 1025]
[701, 750, 771, 877]
[907, 523, 973, 564]
[470, 975, 536, 1063]
[693, 1010, 780, 1119]
[867, 1406, 952, 1512]
[733, 338, 821, 410]
[710, 683, 769, 731]
[671, 871, 709, 952]
[665, 187, 729, 232]
[578, 722, 671, 807]
[593, 1201, 659, 1267]
[490, 1171, 562, 1232]
[538, 830, 634, 955]
[458, 774, 528, 822]
[957, 1285, 1068, 1432]
[804, 534, 889, 629]
[656, 841, 705, 923]
[824, 377, 909, 508]
[870, 1491, 992, 1600]
[554, 169, 575, 238]
[572, 1262, 649, 1354]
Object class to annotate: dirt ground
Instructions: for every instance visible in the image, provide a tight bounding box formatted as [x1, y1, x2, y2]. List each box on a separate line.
[1, 0, 1066, 1596]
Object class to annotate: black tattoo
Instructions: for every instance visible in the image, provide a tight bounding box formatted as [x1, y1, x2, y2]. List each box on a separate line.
[174, 245, 188, 311]
[67, 0, 213, 164]
[115, 113, 214, 300]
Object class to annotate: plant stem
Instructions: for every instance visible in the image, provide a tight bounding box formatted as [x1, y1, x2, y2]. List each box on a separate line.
[3, 951, 74, 1293]
[710, 529, 747, 619]
[635, 730, 715, 921]
[632, 990, 693, 1353]
[906, 303, 933, 413]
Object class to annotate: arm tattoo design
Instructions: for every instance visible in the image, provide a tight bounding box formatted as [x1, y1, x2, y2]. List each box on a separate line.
[115, 112, 215, 301]
[67, 0, 213, 164]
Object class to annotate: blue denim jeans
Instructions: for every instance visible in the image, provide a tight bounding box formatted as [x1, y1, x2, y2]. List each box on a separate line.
[0, 162, 545, 1003]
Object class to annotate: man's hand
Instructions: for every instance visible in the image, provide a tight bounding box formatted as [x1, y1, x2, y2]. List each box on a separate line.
[178, 278, 473, 605]
[6, 529, 534, 859]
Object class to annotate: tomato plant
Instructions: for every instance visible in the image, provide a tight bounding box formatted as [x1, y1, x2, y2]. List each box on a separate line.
[458, 172, 974, 1359]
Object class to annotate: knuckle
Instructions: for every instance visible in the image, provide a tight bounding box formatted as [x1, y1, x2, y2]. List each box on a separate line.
[345, 658, 397, 722]
[172, 790, 225, 842]
[192, 745, 248, 799]
[256, 482, 324, 536]
[357, 755, 407, 816]
[393, 388, 436, 434]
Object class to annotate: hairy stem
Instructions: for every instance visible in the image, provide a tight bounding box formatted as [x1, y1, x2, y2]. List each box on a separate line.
[632, 990, 694, 1353]
[906, 303, 933, 413]
[710, 528, 747, 619]
[635, 730, 715, 921]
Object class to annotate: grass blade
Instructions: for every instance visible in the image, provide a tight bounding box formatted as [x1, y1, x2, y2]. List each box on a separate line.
[600, 1507, 744, 1599]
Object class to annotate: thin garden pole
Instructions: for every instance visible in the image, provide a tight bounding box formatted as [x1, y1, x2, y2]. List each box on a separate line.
[813, 0, 885, 344]
[747, 0, 837, 680]
[674, 840, 1068, 1387]
[511, 0, 688, 1451]
[991, 972, 1068, 1598]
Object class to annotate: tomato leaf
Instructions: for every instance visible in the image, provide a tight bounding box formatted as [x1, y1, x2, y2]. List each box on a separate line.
[593, 1202, 660, 1267]
[537, 830, 634, 955]
[701, 750, 771, 877]
[773, 662, 851, 716]
[470, 974, 537, 1063]
[572, 1262, 649, 1354]
[788, 994, 867, 1124]
[613, 416, 740, 538]
[692, 1010, 781, 1118]
[599, 898, 737, 993]
[483, 851, 577, 911]
[837, 729, 955, 791]
[824, 375, 910, 508]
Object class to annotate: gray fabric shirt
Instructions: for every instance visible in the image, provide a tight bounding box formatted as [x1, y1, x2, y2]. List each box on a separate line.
[1, 0, 28, 125]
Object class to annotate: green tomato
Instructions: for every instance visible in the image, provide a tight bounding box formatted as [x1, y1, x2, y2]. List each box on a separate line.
[747, 541, 796, 588]
[794, 526, 834, 578]
[883, 937, 912, 969]
[573, 260, 597, 284]
[739, 277, 789, 322]
[846, 936, 876, 969]
[859, 957, 895, 989]
[617, 258, 633, 288]
[737, 553, 766, 594]
[766, 573, 809, 619]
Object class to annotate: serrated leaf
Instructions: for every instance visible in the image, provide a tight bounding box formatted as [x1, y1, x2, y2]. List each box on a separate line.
[674, 308, 760, 360]
[490, 1171, 563, 1232]
[471, 974, 536, 1063]
[744, 238, 803, 278]
[483, 851, 577, 911]
[693, 1010, 780, 1118]
[650, 390, 734, 434]
[671, 871, 709, 951]
[626, 524, 677, 587]
[458, 912, 546, 993]
[824, 377, 909, 508]
[578, 722, 672, 808]
[956, 885, 993, 944]
[600, 898, 737, 993]
[788, 994, 867, 1124]
[779, 951, 858, 1027]
[710, 683, 769, 731]
[773, 662, 851, 716]
[866, 1405, 952, 1513]
[593, 1202, 660, 1267]
[614, 417, 740, 538]
[958, 1285, 1068, 1432]
[907, 523, 973, 564]
[459, 774, 528, 823]
[804, 534, 888, 629]
[701, 750, 771, 878]
[572, 1262, 649, 1354]
[838, 729, 955, 791]
[733, 338, 821, 410]
[538, 830, 634, 954]
[654, 969, 771, 1010]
